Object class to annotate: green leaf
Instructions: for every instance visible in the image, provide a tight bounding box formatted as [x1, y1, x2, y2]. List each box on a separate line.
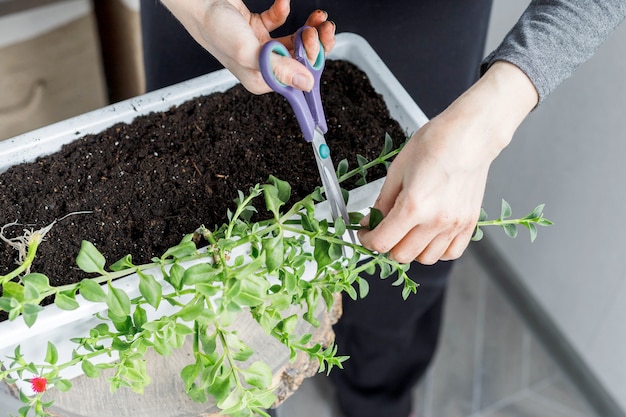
[380, 133, 394, 157]
[229, 275, 270, 307]
[180, 363, 200, 392]
[262, 235, 284, 273]
[278, 314, 298, 334]
[45, 342, 58, 365]
[54, 379, 72, 392]
[242, 361, 272, 389]
[341, 187, 350, 204]
[138, 271, 162, 309]
[161, 241, 197, 260]
[523, 222, 538, 242]
[81, 359, 100, 378]
[183, 263, 219, 286]
[216, 384, 244, 412]
[334, 216, 346, 237]
[0, 297, 12, 312]
[313, 239, 332, 270]
[356, 154, 368, 169]
[22, 273, 51, 298]
[368, 208, 384, 230]
[349, 211, 364, 225]
[336, 158, 349, 177]
[207, 372, 232, 401]
[79, 279, 107, 303]
[357, 277, 370, 299]
[502, 223, 518, 238]
[538, 218, 554, 226]
[76, 241, 106, 274]
[167, 263, 185, 290]
[106, 284, 131, 317]
[177, 299, 205, 321]
[54, 292, 80, 311]
[471, 227, 484, 242]
[300, 212, 319, 233]
[267, 175, 291, 204]
[109, 313, 133, 333]
[133, 305, 148, 330]
[109, 254, 135, 271]
[500, 199, 512, 219]
[2, 281, 24, 301]
[478, 208, 488, 222]
[22, 304, 43, 327]
[262, 175, 291, 216]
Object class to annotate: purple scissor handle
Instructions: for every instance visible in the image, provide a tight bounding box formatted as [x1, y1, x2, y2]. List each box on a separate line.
[259, 26, 327, 142]
[259, 26, 356, 249]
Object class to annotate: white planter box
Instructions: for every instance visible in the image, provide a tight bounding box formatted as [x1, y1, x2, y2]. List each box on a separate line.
[0, 33, 427, 393]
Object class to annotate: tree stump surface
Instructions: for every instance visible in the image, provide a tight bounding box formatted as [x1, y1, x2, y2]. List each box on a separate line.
[4, 296, 341, 417]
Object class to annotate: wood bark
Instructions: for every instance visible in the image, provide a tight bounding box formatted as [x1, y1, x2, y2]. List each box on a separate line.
[5, 295, 342, 417]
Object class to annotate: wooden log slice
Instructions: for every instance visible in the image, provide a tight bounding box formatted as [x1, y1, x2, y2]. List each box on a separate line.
[5, 295, 342, 417]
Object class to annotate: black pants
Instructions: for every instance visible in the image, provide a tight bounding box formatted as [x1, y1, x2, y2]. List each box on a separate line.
[140, 2, 492, 416]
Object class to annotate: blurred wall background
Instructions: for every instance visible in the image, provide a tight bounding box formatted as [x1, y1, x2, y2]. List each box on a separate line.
[0, 0, 143, 141]
[484, 1, 626, 414]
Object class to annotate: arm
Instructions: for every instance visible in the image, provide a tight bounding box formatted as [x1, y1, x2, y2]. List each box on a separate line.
[358, 61, 538, 264]
[358, 0, 626, 264]
[482, 0, 626, 103]
[159, 0, 336, 94]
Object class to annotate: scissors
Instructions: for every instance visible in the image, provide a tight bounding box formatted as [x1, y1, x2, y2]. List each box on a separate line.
[259, 26, 356, 248]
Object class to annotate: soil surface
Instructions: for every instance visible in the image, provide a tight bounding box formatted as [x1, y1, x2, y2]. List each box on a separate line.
[0, 60, 406, 308]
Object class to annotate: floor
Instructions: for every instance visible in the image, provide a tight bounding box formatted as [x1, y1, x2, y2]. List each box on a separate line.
[274, 246, 600, 417]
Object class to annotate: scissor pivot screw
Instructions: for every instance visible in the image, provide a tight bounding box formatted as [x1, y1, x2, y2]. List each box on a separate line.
[319, 144, 330, 159]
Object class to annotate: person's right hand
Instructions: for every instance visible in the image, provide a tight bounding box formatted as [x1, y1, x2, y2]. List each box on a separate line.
[160, 0, 336, 94]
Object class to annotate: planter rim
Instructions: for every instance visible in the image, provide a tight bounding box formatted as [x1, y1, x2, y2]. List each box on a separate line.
[0, 33, 427, 388]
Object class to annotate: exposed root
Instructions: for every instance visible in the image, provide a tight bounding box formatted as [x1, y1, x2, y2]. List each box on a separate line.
[1, 211, 92, 271]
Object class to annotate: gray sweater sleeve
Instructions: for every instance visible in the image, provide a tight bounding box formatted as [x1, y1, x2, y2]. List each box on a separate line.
[481, 0, 626, 104]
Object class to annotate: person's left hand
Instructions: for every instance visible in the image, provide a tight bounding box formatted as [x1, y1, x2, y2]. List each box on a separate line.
[357, 111, 490, 265]
[357, 61, 539, 265]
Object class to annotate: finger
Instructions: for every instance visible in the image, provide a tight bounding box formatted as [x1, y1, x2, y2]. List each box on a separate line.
[413, 233, 454, 265]
[268, 52, 314, 91]
[358, 189, 418, 254]
[439, 227, 474, 261]
[360, 172, 403, 227]
[303, 10, 335, 54]
[304, 9, 328, 27]
[356, 172, 405, 251]
[259, 0, 290, 31]
[317, 20, 336, 54]
[301, 26, 321, 63]
[385, 225, 437, 264]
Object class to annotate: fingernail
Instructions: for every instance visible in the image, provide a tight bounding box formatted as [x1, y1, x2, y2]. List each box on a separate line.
[293, 73, 313, 91]
[329, 20, 336, 33]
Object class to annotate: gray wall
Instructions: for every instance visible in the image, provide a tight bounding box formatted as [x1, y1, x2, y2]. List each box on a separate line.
[484, 0, 626, 412]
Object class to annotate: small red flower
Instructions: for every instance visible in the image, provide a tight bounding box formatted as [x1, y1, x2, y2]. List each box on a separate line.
[30, 376, 47, 393]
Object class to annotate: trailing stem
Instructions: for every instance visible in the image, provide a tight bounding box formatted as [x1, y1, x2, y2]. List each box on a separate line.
[0, 137, 552, 417]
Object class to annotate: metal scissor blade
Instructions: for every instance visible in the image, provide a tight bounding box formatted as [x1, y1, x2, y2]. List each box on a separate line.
[311, 130, 357, 251]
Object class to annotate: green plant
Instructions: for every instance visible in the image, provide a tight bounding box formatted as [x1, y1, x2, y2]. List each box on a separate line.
[0, 135, 552, 417]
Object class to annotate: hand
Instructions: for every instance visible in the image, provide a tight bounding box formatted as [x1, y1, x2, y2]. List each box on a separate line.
[160, 0, 336, 94]
[357, 62, 539, 264]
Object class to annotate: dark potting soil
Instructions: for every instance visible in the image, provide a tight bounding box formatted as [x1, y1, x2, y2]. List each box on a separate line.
[0, 60, 407, 308]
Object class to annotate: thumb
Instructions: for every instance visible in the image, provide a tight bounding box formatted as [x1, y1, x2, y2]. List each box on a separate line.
[269, 53, 314, 91]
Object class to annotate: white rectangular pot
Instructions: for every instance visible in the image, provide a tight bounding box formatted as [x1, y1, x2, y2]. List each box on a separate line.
[0, 33, 428, 391]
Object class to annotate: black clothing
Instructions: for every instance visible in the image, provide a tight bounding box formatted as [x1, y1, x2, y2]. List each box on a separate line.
[140, 2, 492, 416]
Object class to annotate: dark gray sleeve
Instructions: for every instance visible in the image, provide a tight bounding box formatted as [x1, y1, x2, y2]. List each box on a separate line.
[481, 0, 626, 104]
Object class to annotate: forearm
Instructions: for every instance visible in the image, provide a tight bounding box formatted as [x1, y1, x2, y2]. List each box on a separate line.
[439, 61, 538, 169]
[482, 0, 626, 104]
